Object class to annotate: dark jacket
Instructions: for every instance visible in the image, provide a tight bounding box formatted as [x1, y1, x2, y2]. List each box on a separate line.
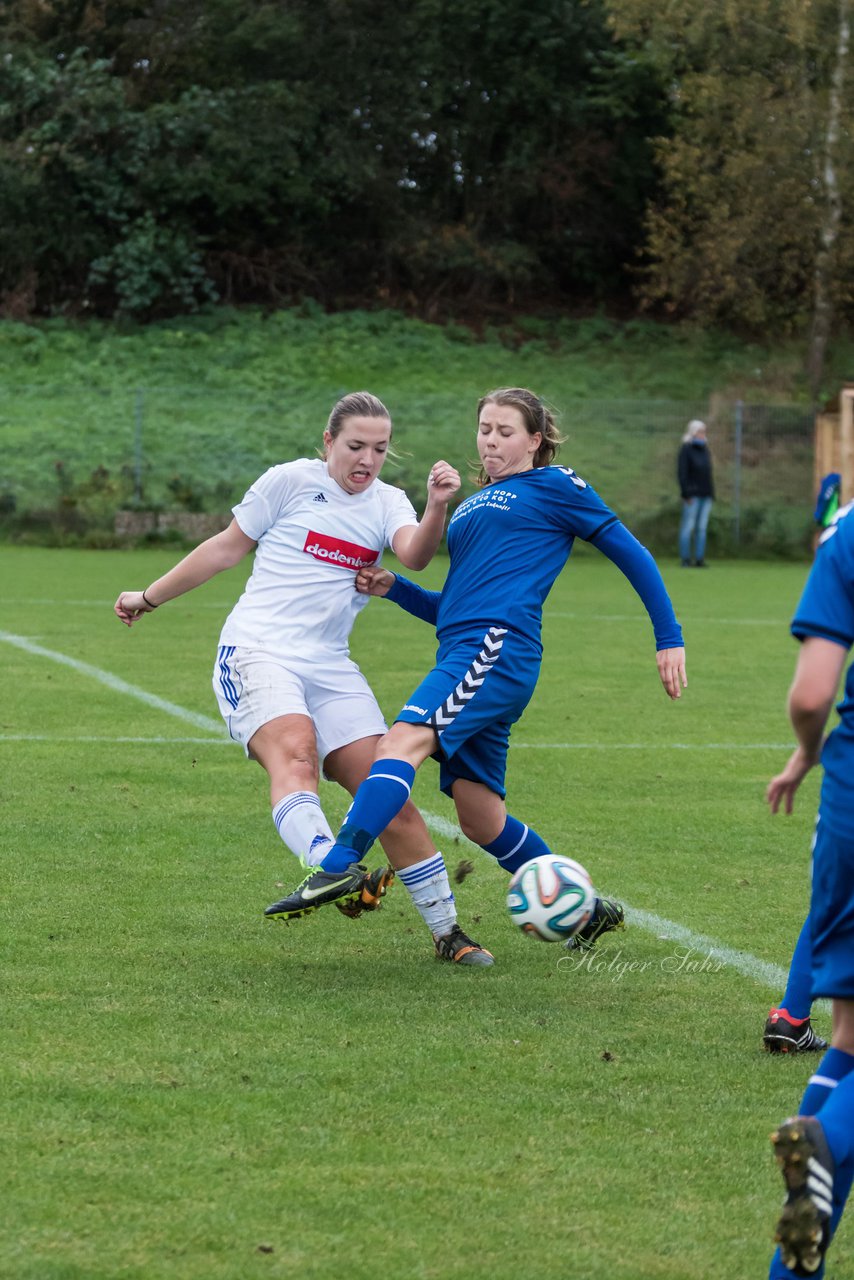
[678, 441, 715, 500]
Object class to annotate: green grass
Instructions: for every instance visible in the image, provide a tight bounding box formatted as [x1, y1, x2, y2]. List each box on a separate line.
[0, 308, 825, 539]
[2, 545, 850, 1278]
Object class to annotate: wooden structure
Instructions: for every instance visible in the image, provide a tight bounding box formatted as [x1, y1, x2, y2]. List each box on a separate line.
[815, 384, 854, 503]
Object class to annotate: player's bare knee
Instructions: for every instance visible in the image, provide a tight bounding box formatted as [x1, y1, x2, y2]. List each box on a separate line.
[457, 811, 501, 846]
[259, 745, 319, 793]
[288, 753, 320, 788]
[385, 801, 421, 838]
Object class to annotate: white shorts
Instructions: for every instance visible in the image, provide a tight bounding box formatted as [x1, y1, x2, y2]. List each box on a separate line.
[212, 647, 388, 762]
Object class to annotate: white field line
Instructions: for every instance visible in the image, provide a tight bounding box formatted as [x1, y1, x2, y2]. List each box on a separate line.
[2, 632, 792, 993]
[0, 735, 231, 744]
[0, 630, 227, 736]
[415, 811, 790, 991]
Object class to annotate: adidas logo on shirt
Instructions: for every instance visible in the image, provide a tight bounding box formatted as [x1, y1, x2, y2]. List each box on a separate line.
[312, 493, 328, 503]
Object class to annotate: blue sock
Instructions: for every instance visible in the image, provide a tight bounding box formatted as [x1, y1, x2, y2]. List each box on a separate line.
[812, 1067, 854, 1262]
[800, 1046, 854, 1117]
[320, 759, 416, 872]
[779, 913, 813, 1020]
[482, 815, 552, 875]
[769, 1048, 854, 1279]
[810, 1054, 854, 1165]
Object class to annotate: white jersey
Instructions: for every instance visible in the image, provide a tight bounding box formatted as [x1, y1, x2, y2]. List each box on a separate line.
[218, 458, 417, 658]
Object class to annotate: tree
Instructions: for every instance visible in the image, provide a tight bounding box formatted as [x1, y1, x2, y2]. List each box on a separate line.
[607, 0, 854, 388]
[0, 0, 672, 318]
[808, 0, 850, 399]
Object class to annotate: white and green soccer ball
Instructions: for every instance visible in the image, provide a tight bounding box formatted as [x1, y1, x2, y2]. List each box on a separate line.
[506, 854, 596, 943]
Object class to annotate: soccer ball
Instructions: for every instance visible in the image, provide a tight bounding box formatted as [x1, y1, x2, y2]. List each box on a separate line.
[506, 854, 596, 943]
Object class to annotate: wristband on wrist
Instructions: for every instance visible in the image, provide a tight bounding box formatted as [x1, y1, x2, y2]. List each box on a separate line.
[142, 589, 159, 609]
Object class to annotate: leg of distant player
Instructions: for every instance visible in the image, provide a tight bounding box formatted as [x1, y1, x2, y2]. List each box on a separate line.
[694, 497, 713, 565]
[764, 912, 827, 1053]
[780, 914, 815, 1019]
[679, 499, 697, 565]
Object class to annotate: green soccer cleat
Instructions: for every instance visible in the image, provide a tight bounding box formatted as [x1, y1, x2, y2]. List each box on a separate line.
[265, 863, 387, 921]
[772, 1116, 834, 1276]
[563, 896, 625, 952]
[434, 924, 495, 966]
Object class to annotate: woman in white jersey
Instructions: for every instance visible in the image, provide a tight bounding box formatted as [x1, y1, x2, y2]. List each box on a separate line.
[114, 392, 494, 965]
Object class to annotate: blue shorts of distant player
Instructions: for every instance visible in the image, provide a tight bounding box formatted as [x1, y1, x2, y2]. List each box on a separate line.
[395, 625, 541, 799]
[811, 810, 854, 1001]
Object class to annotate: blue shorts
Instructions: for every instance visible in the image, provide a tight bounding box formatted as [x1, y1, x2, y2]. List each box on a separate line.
[395, 626, 540, 798]
[811, 811, 854, 1000]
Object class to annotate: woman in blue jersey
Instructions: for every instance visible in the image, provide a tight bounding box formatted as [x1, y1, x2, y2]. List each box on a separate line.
[762, 500, 854, 1280]
[268, 387, 687, 953]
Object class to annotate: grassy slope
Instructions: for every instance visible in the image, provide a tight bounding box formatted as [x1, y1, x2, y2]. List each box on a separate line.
[0, 308, 842, 520]
[2, 544, 849, 1278]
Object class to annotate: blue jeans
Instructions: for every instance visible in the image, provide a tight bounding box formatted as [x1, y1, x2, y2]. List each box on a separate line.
[679, 497, 713, 563]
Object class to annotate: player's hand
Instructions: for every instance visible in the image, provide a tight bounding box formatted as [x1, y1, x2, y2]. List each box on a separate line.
[767, 746, 820, 815]
[114, 590, 154, 626]
[656, 646, 687, 700]
[356, 567, 396, 597]
[427, 460, 460, 504]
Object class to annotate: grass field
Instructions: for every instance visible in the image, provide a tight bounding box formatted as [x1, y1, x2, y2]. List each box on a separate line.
[0, 308, 826, 530]
[1, 543, 848, 1279]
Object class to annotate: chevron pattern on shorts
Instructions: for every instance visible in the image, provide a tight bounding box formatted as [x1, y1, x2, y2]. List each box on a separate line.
[428, 626, 508, 733]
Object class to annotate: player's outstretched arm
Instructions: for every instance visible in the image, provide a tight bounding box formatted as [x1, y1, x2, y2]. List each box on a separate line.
[392, 459, 460, 571]
[590, 521, 683, 648]
[114, 519, 257, 627]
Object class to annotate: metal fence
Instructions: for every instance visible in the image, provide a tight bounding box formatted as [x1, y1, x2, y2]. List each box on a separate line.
[0, 387, 816, 555]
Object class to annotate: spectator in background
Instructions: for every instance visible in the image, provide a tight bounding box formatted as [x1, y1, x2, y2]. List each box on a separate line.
[677, 419, 715, 567]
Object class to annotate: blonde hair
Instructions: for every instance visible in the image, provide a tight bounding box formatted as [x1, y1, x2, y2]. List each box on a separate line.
[682, 419, 707, 443]
[474, 387, 565, 485]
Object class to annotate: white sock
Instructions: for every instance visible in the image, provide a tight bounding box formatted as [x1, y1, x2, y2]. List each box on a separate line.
[272, 792, 335, 866]
[397, 853, 457, 939]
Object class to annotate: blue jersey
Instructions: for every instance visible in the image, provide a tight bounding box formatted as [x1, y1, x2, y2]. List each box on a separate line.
[791, 499, 854, 830]
[433, 465, 682, 652]
[386, 464, 682, 797]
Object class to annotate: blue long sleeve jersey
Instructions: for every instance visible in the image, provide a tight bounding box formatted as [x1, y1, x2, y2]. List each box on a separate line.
[385, 465, 683, 654]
